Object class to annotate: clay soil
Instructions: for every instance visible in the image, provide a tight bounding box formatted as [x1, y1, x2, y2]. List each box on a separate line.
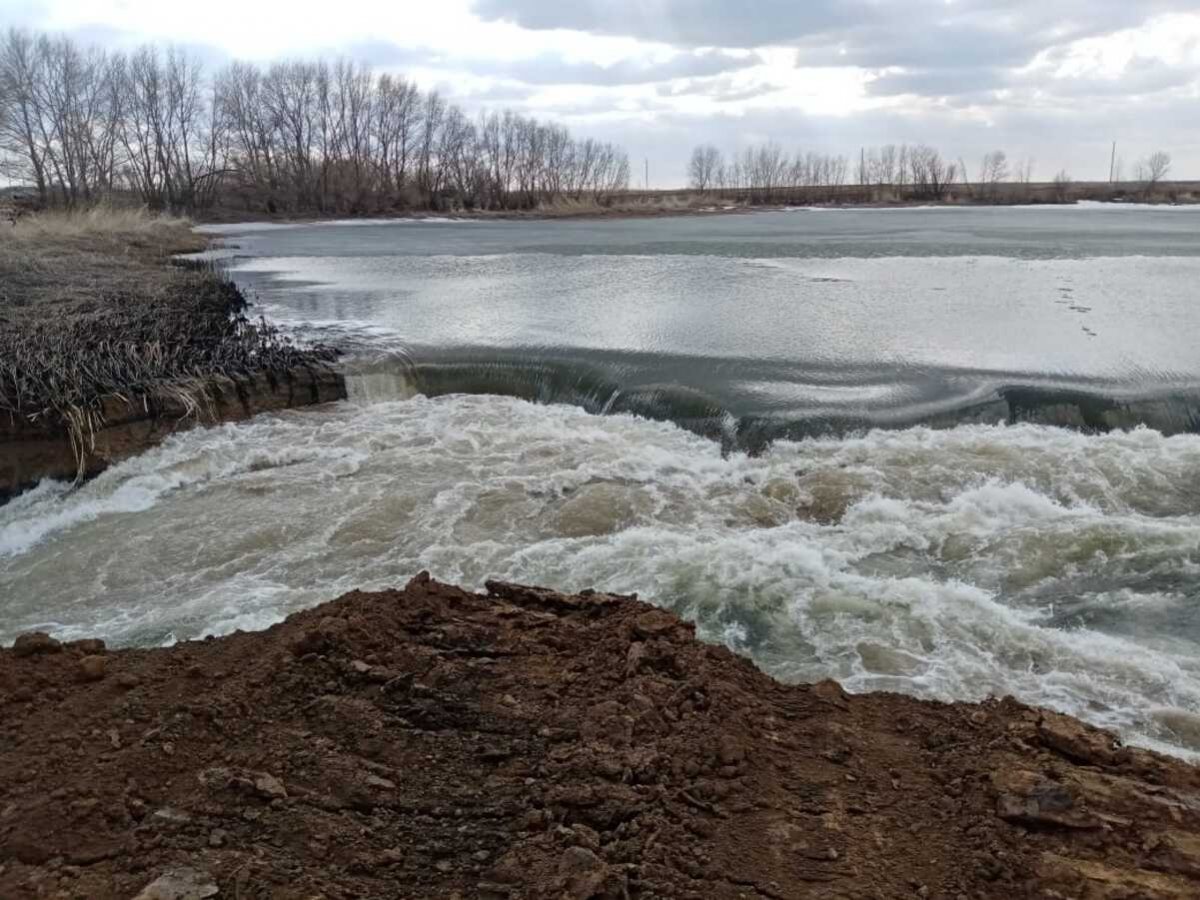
[2, 575, 1199, 899]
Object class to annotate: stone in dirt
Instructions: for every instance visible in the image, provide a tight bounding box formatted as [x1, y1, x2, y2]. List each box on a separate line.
[1, 576, 1199, 899]
[252, 772, 287, 800]
[77, 655, 107, 682]
[131, 868, 218, 900]
[11, 632, 61, 657]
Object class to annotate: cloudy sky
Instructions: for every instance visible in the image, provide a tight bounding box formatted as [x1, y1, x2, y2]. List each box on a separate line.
[7, 0, 1200, 186]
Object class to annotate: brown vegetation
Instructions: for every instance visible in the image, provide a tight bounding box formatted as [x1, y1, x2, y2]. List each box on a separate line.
[0, 208, 339, 486]
[2, 575, 1200, 898]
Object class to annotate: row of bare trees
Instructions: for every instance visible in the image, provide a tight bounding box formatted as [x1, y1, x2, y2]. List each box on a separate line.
[0, 28, 631, 214]
[689, 142, 961, 201]
[689, 141, 1177, 203]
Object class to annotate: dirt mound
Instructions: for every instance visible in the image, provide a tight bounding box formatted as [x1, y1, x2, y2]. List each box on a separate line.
[2, 575, 1199, 898]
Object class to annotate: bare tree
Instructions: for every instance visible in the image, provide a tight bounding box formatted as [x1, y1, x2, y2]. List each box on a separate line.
[978, 150, 1009, 199]
[1136, 150, 1171, 185]
[910, 144, 952, 199]
[1052, 169, 1072, 203]
[0, 29, 51, 202]
[687, 143, 722, 191]
[874, 144, 897, 185]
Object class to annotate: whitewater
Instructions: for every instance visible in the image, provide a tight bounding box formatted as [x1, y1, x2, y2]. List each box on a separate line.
[4, 391, 1200, 759]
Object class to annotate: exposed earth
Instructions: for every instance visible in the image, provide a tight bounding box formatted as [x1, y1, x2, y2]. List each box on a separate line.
[2, 575, 1199, 899]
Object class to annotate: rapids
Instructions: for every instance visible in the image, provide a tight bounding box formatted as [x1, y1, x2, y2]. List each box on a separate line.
[3, 394, 1200, 759]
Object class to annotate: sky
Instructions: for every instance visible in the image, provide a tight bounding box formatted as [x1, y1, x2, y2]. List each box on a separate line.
[5, 0, 1200, 187]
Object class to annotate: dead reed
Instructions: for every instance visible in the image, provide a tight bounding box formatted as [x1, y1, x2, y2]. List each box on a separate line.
[0, 208, 336, 478]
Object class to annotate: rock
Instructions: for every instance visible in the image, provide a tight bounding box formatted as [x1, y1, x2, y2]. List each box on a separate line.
[631, 610, 679, 640]
[351, 660, 372, 674]
[994, 771, 1102, 830]
[1037, 710, 1124, 767]
[558, 845, 625, 899]
[115, 672, 141, 690]
[152, 807, 192, 825]
[132, 867, 219, 900]
[253, 772, 288, 800]
[208, 829, 228, 848]
[77, 655, 107, 682]
[72, 638, 106, 654]
[364, 774, 396, 790]
[197, 767, 234, 791]
[12, 632, 62, 657]
[289, 616, 348, 657]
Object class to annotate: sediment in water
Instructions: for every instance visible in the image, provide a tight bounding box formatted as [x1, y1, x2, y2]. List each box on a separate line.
[2, 574, 1198, 898]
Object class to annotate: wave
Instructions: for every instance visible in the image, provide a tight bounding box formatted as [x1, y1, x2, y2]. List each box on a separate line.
[339, 349, 1200, 454]
[4, 395, 1200, 759]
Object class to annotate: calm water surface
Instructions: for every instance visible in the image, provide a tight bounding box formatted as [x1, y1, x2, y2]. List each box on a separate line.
[217, 206, 1200, 444]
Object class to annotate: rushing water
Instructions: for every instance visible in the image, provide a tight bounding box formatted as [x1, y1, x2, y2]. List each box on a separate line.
[4, 206, 1200, 759]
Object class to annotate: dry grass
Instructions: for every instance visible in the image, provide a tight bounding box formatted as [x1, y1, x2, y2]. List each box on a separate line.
[0, 207, 335, 479]
[0, 207, 207, 314]
[4, 205, 206, 259]
[8, 205, 191, 240]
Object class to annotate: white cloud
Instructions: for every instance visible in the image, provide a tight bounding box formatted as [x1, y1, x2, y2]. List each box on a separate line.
[5, 0, 1199, 186]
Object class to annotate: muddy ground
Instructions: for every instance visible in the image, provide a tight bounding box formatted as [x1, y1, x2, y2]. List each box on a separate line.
[2, 575, 1199, 898]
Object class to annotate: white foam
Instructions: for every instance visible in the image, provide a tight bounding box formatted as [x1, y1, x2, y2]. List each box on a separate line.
[4, 398, 1200, 758]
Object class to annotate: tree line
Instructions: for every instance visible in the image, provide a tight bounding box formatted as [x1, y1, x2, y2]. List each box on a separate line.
[688, 142, 961, 201]
[0, 29, 631, 214]
[689, 142, 1175, 201]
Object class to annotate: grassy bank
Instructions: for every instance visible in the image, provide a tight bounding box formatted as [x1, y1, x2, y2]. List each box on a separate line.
[0, 207, 339, 483]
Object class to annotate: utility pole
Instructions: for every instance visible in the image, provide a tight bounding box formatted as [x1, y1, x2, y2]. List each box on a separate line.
[1109, 141, 1117, 183]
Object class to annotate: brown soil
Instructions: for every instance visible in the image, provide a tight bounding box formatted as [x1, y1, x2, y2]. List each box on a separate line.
[3, 576, 1199, 899]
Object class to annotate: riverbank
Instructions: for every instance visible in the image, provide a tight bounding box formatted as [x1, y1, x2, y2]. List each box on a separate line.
[1, 574, 1198, 898]
[191, 179, 1200, 225]
[0, 209, 346, 501]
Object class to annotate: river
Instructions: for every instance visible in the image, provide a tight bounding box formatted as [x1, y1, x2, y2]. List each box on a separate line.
[4, 205, 1200, 759]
